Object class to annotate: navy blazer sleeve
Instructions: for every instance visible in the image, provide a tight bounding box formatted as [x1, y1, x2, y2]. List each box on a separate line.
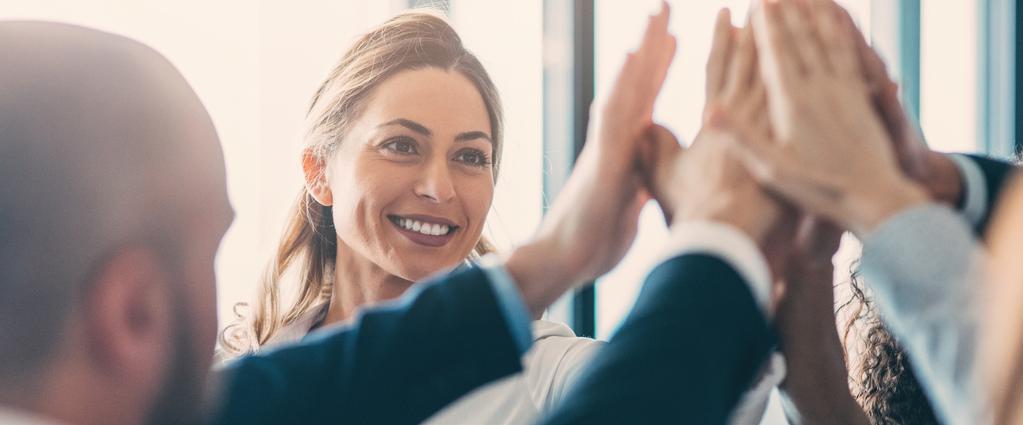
[209, 266, 522, 425]
[541, 253, 775, 425]
[963, 154, 1017, 233]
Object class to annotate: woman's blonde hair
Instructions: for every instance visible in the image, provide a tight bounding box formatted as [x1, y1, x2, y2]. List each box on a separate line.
[220, 10, 503, 355]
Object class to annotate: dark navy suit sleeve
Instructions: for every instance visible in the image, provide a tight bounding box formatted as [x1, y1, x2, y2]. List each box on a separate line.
[964, 154, 1017, 233]
[541, 253, 775, 425]
[209, 266, 522, 425]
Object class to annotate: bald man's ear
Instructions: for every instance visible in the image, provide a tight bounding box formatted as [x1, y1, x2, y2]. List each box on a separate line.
[84, 246, 172, 393]
[302, 148, 333, 206]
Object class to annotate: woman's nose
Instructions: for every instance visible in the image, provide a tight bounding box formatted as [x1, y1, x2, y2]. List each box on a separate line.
[414, 159, 456, 203]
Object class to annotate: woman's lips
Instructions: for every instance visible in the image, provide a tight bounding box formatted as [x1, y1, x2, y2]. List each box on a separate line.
[388, 215, 459, 248]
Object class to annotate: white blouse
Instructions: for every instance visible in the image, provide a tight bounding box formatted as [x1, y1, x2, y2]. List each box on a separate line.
[265, 307, 602, 425]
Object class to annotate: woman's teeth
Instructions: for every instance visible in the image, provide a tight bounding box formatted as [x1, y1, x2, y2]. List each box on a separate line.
[397, 218, 452, 236]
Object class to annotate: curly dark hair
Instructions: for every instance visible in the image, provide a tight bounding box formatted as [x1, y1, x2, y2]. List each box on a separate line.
[839, 261, 940, 425]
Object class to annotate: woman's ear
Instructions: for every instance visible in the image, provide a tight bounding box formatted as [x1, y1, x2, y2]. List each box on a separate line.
[302, 148, 333, 206]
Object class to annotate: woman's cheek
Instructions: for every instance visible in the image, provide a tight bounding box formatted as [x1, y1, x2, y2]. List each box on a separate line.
[460, 176, 495, 235]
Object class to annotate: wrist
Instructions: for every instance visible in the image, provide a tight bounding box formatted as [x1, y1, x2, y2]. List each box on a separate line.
[922, 152, 964, 207]
[504, 239, 579, 317]
[845, 177, 929, 236]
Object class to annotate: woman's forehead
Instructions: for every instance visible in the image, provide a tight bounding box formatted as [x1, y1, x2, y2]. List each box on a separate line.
[360, 67, 492, 136]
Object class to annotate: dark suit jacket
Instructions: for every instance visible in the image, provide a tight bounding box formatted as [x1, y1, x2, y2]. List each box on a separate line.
[209, 266, 522, 425]
[542, 253, 775, 425]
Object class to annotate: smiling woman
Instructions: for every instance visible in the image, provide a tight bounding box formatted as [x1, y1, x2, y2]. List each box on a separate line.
[218, 11, 503, 354]
[217, 10, 607, 425]
[302, 66, 497, 288]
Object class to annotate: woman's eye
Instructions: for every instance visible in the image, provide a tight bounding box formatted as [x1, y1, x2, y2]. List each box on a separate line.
[382, 138, 418, 155]
[454, 149, 491, 167]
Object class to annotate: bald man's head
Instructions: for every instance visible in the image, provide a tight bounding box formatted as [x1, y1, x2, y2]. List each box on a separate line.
[0, 22, 232, 424]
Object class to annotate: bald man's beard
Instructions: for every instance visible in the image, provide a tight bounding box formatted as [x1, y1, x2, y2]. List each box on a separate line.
[145, 296, 207, 425]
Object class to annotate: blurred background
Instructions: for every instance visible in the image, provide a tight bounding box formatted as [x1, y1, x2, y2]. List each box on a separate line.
[2, 1, 1017, 422]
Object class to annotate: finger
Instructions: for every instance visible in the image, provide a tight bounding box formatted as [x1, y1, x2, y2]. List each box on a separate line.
[637, 1, 671, 65]
[752, 0, 802, 97]
[632, 4, 676, 116]
[876, 81, 909, 142]
[824, 3, 867, 81]
[808, 0, 841, 71]
[606, 52, 640, 108]
[615, 5, 668, 88]
[706, 8, 735, 103]
[646, 3, 676, 97]
[847, 11, 898, 99]
[741, 77, 771, 137]
[722, 24, 757, 101]
[780, 0, 829, 75]
[645, 34, 677, 104]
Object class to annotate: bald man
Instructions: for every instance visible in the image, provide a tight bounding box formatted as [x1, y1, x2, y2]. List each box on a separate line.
[0, 18, 782, 425]
[0, 21, 232, 425]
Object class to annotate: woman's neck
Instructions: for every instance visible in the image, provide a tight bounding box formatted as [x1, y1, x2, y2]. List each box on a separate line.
[322, 242, 412, 326]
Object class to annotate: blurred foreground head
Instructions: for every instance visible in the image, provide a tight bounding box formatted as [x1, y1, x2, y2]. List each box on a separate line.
[0, 22, 232, 425]
[986, 172, 1023, 425]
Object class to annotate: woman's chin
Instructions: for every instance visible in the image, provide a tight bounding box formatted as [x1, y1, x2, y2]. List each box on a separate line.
[390, 257, 465, 282]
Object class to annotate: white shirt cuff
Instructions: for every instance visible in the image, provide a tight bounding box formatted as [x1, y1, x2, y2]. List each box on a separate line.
[657, 221, 773, 317]
[948, 153, 988, 227]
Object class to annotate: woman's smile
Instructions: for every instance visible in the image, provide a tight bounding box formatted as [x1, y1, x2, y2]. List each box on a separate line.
[387, 214, 460, 247]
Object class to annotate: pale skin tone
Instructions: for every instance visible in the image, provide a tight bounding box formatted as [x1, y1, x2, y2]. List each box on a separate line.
[727, 0, 931, 238]
[304, 67, 496, 325]
[983, 179, 1023, 424]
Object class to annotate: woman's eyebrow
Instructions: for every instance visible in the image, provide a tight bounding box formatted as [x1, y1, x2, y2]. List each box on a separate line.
[378, 118, 431, 136]
[455, 131, 492, 144]
[378, 118, 490, 144]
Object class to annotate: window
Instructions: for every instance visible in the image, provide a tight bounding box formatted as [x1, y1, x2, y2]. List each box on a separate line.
[920, 0, 980, 153]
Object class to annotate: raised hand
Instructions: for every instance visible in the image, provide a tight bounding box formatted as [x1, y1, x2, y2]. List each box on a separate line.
[505, 2, 676, 314]
[726, 0, 929, 236]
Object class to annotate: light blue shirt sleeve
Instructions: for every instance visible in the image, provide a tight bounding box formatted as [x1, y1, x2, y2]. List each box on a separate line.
[477, 256, 533, 355]
[861, 203, 990, 425]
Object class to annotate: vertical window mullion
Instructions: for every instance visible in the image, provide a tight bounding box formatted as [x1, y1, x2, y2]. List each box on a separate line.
[542, 0, 596, 338]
